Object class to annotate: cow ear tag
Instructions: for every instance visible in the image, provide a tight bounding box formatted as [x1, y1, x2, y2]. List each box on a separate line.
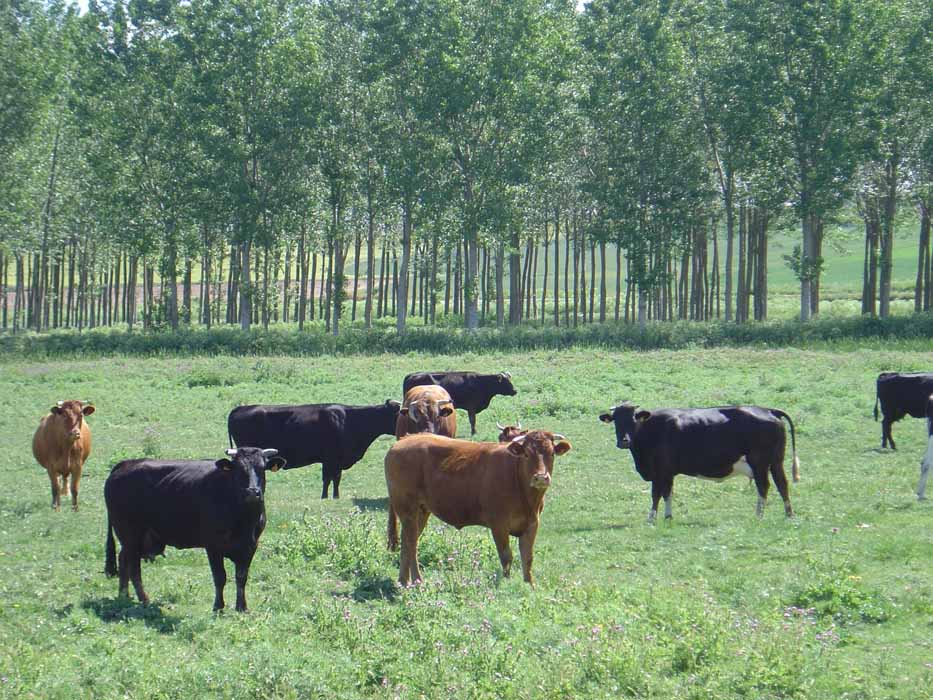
[216, 459, 234, 471]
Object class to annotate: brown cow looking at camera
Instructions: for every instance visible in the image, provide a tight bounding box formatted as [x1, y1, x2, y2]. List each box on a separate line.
[32, 400, 94, 511]
[396, 385, 457, 439]
[385, 430, 571, 586]
[496, 421, 526, 443]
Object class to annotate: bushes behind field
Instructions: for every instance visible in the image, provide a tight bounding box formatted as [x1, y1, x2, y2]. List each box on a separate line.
[1, 312, 932, 359]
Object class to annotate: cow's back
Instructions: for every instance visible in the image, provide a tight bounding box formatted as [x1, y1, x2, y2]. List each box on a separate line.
[878, 373, 933, 418]
[229, 404, 337, 467]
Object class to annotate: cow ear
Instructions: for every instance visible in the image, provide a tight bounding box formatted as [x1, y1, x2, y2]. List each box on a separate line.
[215, 459, 234, 471]
[507, 440, 525, 456]
[50, 406, 62, 415]
[439, 406, 454, 417]
[598, 413, 613, 423]
[82, 405, 96, 416]
[554, 440, 572, 456]
[266, 457, 286, 472]
[635, 410, 651, 422]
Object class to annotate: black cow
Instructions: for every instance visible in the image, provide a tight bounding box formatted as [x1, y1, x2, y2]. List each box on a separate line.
[104, 447, 286, 611]
[873, 372, 933, 449]
[228, 400, 401, 499]
[402, 371, 517, 435]
[918, 394, 933, 500]
[599, 404, 800, 522]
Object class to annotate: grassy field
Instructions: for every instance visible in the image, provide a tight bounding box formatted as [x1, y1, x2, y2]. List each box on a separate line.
[0, 348, 931, 699]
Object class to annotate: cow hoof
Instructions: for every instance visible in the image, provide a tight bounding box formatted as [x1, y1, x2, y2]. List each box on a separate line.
[918, 495, 927, 502]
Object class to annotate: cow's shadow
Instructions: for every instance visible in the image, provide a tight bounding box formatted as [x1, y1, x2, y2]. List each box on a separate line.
[349, 576, 398, 603]
[352, 497, 389, 512]
[81, 597, 181, 634]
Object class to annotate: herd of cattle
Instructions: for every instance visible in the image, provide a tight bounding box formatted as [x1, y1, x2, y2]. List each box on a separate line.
[30, 370, 933, 611]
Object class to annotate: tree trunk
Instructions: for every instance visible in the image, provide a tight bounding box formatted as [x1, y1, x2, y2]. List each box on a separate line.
[723, 174, 735, 322]
[918, 203, 931, 311]
[365, 190, 375, 328]
[351, 226, 361, 323]
[495, 244, 505, 327]
[553, 211, 560, 326]
[396, 201, 412, 333]
[509, 231, 522, 325]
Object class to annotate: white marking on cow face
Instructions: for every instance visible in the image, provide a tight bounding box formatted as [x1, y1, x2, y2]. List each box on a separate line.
[918, 436, 933, 501]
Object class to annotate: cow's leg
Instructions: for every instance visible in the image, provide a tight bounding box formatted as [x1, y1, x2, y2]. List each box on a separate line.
[518, 522, 539, 585]
[233, 549, 256, 612]
[321, 465, 331, 499]
[408, 509, 429, 584]
[60, 474, 69, 508]
[882, 415, 898, 450]
[491, 528, 513, 577]
[118, 548, 130, 598]
[753, 468, 771, 518]
[47, 470, 61, 511]
[648, 478, 671, 523]
[918, 438, 932, 500]
[69, 468, 81, 511]
[769, 463, 794, 517]
[663, 489, 673, 520]
[398, 515, 419, 586]
[332, 469, 342, 499]
[126, 545, 148, 604]
[206, 548, 227, 611]
[468, 410, 477, 436]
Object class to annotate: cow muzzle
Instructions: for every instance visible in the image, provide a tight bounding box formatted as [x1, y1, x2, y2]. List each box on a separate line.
[619, 437, 631, 449]
[244, 487, 263, 504]
[530, 473, 551, 490]
[68, 430, 81, 441]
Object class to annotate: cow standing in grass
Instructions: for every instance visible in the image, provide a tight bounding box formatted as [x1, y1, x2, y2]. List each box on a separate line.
[600, 404, 800, 521]
[874, 372, 933, 449]
[402, 371, 517, 435]
[32, 400, 94, 511]
[396, 385, 457, 439]
[385, 431, 571, 586]
[104, 447, 286, 611]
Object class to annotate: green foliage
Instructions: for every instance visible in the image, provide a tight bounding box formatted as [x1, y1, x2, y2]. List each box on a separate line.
[4, 312, 933, 359]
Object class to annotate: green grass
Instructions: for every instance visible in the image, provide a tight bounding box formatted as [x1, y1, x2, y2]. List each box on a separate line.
[0, 348, 931, 699]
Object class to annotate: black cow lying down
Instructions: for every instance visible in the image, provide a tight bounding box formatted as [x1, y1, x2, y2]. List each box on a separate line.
[104, 447, 286, 611]
[228, 400, 401, 499]
[874, 372, 933, 449]
[600, 404, 800, 522]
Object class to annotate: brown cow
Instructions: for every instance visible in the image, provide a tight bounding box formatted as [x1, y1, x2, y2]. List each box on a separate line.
[496, 421, 526, 443]
[32, 400, 94, 511]
[395, 385, 456, 439]
[385, 430, 571, 586]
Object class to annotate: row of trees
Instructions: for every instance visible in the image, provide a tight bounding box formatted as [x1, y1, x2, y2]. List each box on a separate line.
[2, 0, 932, 335]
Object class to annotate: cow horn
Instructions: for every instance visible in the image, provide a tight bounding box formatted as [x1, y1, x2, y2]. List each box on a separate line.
[438, 399, 453, 406]
[501, 371, 512, 379]
[496, 421, 505, 430]
[551, 433, 566, 442]
[261, 448, 279, 458]
[510, 434, 527, 444]
[516, 421, 522, 430]
[225, 448, 238, 457]
[57, 401, 64, 407]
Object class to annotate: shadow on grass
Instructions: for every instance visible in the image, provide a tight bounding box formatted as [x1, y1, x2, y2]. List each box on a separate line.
[352, 497, 389, 512]
[81, 596, 181, 634]
[348, 575, 398, 603]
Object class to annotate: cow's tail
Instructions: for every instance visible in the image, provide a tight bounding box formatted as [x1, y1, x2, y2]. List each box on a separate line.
[387, 502, 399, 552]
[772, 409, 801, 483]
[874, 381, 880, 422]
[105, 517, 118, 578]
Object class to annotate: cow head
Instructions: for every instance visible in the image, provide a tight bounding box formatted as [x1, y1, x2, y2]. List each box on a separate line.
[49, 400, 95, 442]
[496, 420, 526, 443]
[506, 430, 571, 491]
[599, 404, 648, 449]
[496, 371, 518, 396]
[215, 447, 286, 507]
[400, 397, 454, 435]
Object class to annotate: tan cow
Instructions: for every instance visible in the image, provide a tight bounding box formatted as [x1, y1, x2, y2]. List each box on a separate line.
[395, 385, 456, 439]
[32, 400, 94, 511]
[385, 430, 571, 586]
